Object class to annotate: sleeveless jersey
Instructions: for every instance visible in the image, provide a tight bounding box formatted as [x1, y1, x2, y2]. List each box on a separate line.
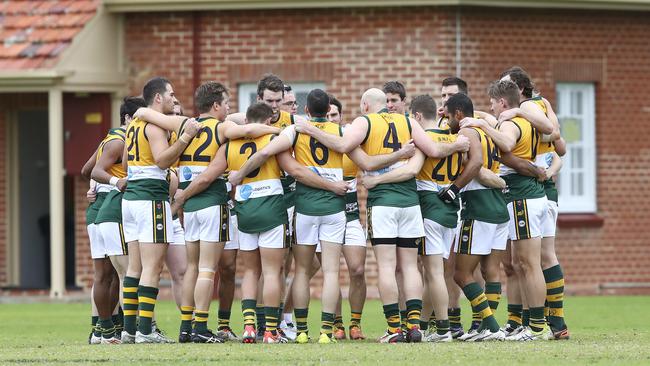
[178, 116, 228, 212]
[343, 153, 359, 222]
[95, 128, 127, 193]
[415, 129, 462, 228]
[272, 110, 296, 208]
[499, 116, 545, 201]
[123, 117, 169, 201]
[525, 96, 559, 203]
[361, 109, 418, 208]
[293, 118, 345, 216]
[460, 128, 509, 224]
[226, 134, 287, 233]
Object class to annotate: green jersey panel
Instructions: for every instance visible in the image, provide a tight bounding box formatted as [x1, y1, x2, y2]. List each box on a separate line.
[235, 194, 288, 233]
[86, 192, 108, 225]
[95, 190, 124, 224]
[502, 174, 546, 202]
[123, 178, 169, 201]
[179, 178, 228, 212]
[544, 179, 558, 203]
[460, 189, 509, 224]
[367, 179, 420, 208]
[295, 182, 345, 216]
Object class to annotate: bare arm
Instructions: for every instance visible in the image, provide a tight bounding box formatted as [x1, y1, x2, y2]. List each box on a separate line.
[411, 119, 470, 158]
[295, 116, 368, 153]
[461, 118, 518, 153]
[361, 149, 426, 190]
[148, 120, 201, 169]
[346, 142, 415, 171]
[517, 101, 554, 135]
[225, 112, 246, 125]
[545, 152, 563, 179]
[81, 148, 98, 180]
[541, 97, 561, 141]
[220, 120, 281, 140]
[228, 132, 293, 186]
[500, 152, 545, 181]
[553, 137, 567, 157]
[474, 110, 499, 128]
[91, 139, 127, 191]
[477, 168, 506, 189]
[276, 151, 349, 196]
[134, 107, 187, 133]
[453, 128, 482, 190]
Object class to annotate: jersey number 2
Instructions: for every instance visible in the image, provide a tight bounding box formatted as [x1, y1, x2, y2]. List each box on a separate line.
[240, 142, 261, 178]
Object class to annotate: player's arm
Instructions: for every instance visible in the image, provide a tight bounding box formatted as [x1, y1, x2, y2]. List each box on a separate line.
[346, 141, 415, 171]
[499, 101, 553, 135]
[473, 110, 499, 128]
[361, 149, 426, 190]
[225, 112, 246, 125]
[295, 116, 367, 153]
[219, 120, 281, 140]
[121, 142, 128, 174]
[461, 117, 518, 153]
[437, 128, 482, 203]
[177, 145, 228, 206]
[541, 97, 561, 141]
[276, 151, 349, 196]
[410, 118, 470, 158]
[545, 152, 563, 180]
[499, 152, 545, 181]
[149, 120, 201, 169]
[134, 107, 187, 133]
[477, 168, 506, 189]
[553, 137, 567, 157]
[91, 139, 127, 191]
[228, 130, 293, 186]
[81, 148, 98, 180]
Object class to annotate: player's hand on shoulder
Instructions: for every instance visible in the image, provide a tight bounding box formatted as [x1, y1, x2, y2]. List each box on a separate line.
[497, 107, 520, 123]
[294, 117, 313, 134]
[453, 134, 470, 153]
[183, 118, 202, 138]
[459, 117, 485, 130]
[437, 106, 445, 118]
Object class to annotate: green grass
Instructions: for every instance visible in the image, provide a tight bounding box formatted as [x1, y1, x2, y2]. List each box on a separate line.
[1, 296, 649, 365]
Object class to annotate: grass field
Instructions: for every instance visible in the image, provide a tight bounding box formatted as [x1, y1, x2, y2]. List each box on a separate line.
[1, 296, 649, 365]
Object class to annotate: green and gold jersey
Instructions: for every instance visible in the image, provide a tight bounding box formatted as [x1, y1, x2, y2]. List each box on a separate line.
[226, 134, 287, 233]
[95, 128, 126, 193]
[123, 117, 170, 201]
[343, 153, 359, 222]
[361, 109, 419, 208]
[292, 118, 345, 216]
[86, 192, 108, 226]
[416, 128, 462, 228]
[499, 116, 545, 201]
[178, 116, 228, 212]
[527, 96, 559, 203]
[273, 110, 296, 208]
[460, 128, 509, 224]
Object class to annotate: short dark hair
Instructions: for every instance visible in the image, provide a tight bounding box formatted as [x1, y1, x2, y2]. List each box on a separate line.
[142, 77, 171, 106]
[500, 66, 534, 98]
[246, 102, 274, 123]
[307, 89, 330, 117]
[257, 74, 284, 98]
[383, 81, 406, 100]
[410, 94, 437, 120]
[441, 77, 468, 95]
[488, 80, 520, 108]
[445, 93, 474, 118]
[194, 81, 229, 114]
[120, 96, 147, 125]
[328, 93, 342, 116]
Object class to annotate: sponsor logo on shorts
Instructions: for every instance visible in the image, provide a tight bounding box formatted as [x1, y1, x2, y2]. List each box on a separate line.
[156, 214, 162, 219]
[518, 220, 526, 227]
[156, 223, 163, 230]
[462, 235, 469, 241]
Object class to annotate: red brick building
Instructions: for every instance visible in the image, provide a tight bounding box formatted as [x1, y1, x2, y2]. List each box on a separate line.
[1, 0, 649, 297]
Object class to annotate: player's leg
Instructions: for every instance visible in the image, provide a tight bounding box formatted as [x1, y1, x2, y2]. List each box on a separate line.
[292, 213, 320, 343]
[93, 256, 118, 342]
[217, 247, 238, 340]
[319, 241, 343, 343]
[258, 223, 290, 344]
[178, 241, 198, 342]
[342, 222, 367, 340]
[238, 229, 262, 343]
[540, 200, 568, 338]
[502, 240, 523, 336]
[165, 220, 187, 310]
[444, 251, 463, 338]
[87, 223, 101, 344]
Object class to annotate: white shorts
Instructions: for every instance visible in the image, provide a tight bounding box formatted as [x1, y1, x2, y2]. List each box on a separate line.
[421, 218, 455, 258]
[295, 211, 346, 245]
[507, 197, 548, 241]
[122, 200, 174, 244]
[92, 222, 127, 259]
[542, 200, 559, 238]
[238, 224, 291, 251]
[87, 224, 98, 249]
[171, 218, 185, 245]
[453, 220, 509, 256]
[344, 219, 367, 247]
[224, 214, 239, 250]
[366, 205, 425, 247]
[184, 205, 230, 243]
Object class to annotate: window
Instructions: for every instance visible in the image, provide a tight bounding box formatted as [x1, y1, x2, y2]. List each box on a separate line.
[555, 83, 596, 213]
[237, 82, 326, 118]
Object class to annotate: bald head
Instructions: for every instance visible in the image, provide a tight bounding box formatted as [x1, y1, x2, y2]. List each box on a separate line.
[361, 88, 387, 114]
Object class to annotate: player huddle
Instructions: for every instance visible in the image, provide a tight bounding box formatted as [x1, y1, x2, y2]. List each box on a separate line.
[82, 68, 569, 345]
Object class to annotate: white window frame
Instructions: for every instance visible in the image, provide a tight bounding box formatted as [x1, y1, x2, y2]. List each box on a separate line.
[238, 82, 326, 118]
[555, 83, 597, 213]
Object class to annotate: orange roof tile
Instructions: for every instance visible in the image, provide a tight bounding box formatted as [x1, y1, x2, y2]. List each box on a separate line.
[0, 0, 99, 70]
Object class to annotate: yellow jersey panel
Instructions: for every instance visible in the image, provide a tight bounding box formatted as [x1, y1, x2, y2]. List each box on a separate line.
[179, 117, 223, 168]
[416, 129, 463, 186]
[272, 110, 294, 130]
[362, 111, 411, 156]
[227, 134, 282, 185]
[343, 154, 358, 178]
[472, 127, 500, 174]
[293, 119, 343, 180]
[96, 128, 127, 179]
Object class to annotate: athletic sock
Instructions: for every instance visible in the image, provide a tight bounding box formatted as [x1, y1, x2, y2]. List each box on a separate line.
[485, 282, 502, 311]
[448, 308, 461, 329]
[543, 264, 567, 330]
[295, 308, 309, 334]
[99, 318, 115, 339]
[507, 304, 523, 328]
[265, 307, 279, 335]
[333, 315, 344, 330]
[218, 309, 231, 331]
[194, 310, 209, 333]
[462, 282, 499, 332]
[256, 305, 266, 331]
[399, 309, 408, 329]
[91, 316, 100, 337]
[529, 306, 546, 333]
[180, 305, 194, 333]
[122, 276, 139, 335]
[321, 312, 335, 337]
[436, 319, 450, 335]
[522, 308, 530, 327]
[242, 299, 256, 327]
[405, 299, 422, 329]
[350, 311, 362, 329]
[137, 285, 159, 335]
[428, 309, 436, 330]
[383, 303, 400, 334]
[420, 319, 429, 331]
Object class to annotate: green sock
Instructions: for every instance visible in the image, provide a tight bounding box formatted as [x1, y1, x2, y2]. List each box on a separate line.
[428, 310, 436, 330]
[99, 318, 115, 339]
[265, 307, 280, 335]
[242, 299, 257, 327]
[507, 304, 523, 328]
[122, 276, 139, 335]
[462, 282, 499, 332]
[436, 319, 450, 335]
[218, 309, 231, 331]
[543, 264, 567, 330]
[91, 316, 100, 337]
[256, 305, 266, 331]
[420, 318, 429, 331]
[448, 308, 461, 329]
[485, 282, 502, 311]
[522, 308, 530, 327]
[180, 306, 194, 332]
[136, 285, 159, 335]
[529, 306, 546, 333]
[383, 303, 400, 334]
[194, 310, 209, 333]
[295, 308, 309, 333]
[405, 299, 422, 329]
[321, 312, 335, 337]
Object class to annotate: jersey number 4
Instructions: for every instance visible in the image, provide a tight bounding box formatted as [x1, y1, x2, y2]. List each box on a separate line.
[383, 123, 401, 152]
